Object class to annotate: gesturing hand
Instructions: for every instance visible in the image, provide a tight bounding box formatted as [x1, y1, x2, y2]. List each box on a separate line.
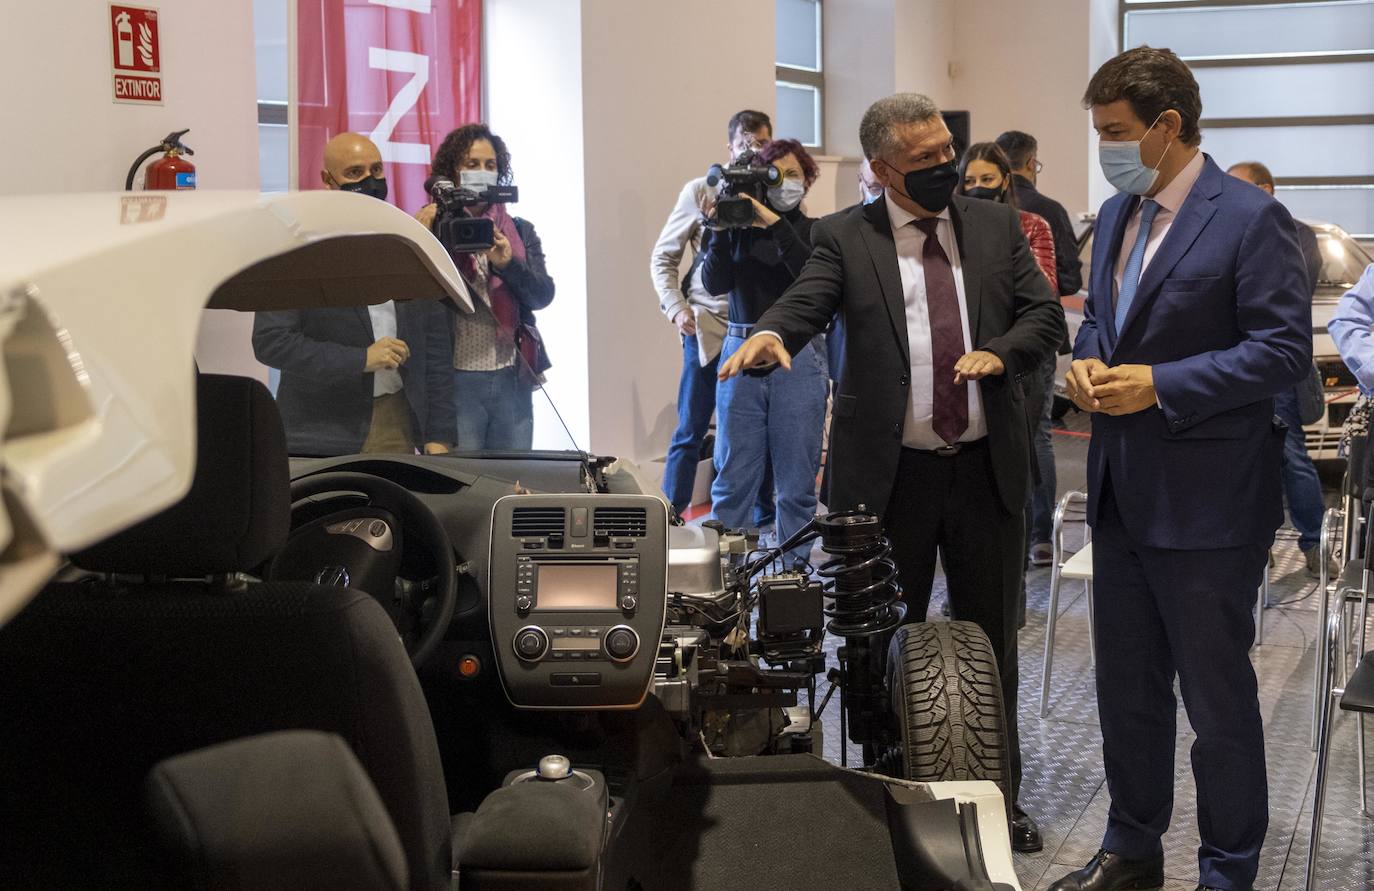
[718, 335, 792, 381]
[365, 336, 410, 372]
[953, 350, 1005, 384]
[1089, 364, 1156, 416]
[488, 231, 513, 269]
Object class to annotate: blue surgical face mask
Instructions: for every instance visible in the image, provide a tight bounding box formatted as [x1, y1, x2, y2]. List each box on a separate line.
[459, 169, 499, 191]
[860, 185, 883, 206]
[1097, 111, 1174, 195]
[767, 179, 806, 212]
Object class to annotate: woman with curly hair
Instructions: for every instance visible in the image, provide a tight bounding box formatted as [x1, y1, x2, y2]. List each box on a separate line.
[421, 124, 555, 450]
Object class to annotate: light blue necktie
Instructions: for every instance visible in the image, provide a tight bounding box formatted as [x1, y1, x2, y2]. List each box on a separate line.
[1115, 198, 1160, 334]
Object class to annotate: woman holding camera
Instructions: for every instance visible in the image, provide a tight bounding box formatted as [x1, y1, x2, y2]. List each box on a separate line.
[701, 138, 825, 566]
[423, 124, 555, 450]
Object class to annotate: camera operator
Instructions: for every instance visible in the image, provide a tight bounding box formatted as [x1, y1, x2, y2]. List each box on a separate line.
[419, 124, 555, 450]
[253, 132, 455, 457]
[651, 110, 775, 524]
[700, 139, 826, 567]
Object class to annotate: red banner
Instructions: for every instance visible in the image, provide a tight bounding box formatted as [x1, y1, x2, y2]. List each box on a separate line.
[297, 0, 482, 214]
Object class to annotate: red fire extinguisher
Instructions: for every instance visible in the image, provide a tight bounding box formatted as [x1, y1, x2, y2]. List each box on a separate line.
[125, 129, 197, 191]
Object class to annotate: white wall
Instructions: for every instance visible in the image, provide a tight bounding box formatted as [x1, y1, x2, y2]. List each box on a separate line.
[1, 0, 263, 382]
[486, 0, 589, 450]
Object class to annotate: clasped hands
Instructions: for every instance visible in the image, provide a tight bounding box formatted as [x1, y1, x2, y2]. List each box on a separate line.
[1066, 358, 1156, 415]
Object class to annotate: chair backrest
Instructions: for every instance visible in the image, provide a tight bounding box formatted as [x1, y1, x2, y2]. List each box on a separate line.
[0, 374, 452, 890]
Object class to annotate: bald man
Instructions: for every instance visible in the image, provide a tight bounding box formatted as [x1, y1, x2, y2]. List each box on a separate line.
[252, 133, 457, 457]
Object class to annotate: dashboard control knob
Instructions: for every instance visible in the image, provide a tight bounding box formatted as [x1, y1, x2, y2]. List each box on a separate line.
[619, 594, 638, 612]
[514, 626, 549, 662]
[605, 626, 639, 663]
[515, 594, 533, 613]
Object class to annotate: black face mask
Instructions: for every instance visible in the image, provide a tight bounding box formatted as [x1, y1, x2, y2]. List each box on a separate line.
[889, 160, 959, 214]
[338, 174, 388, 202]
[965, 185, 1006, 203]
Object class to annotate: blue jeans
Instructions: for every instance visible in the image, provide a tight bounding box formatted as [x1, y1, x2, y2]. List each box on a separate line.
[1026, 356, 1058, 545]
[454, 366, 533, 450]
[711, 334, 827, 565]
[661, 334, 774, 523]
[1275, 387, 1324, 550]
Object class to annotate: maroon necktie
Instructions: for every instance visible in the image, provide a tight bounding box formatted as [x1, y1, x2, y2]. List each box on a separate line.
[914, 218, 968, 445]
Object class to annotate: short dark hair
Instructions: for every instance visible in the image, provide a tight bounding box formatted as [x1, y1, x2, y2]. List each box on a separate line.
[995, 130, 1038, 171]
[754, 138, 819, 188]
[432, 123, 513, 185]
[957, 142, 1019, 210]
[728, 109, 772, 142]
[1083, 46, 1202, 146]
[1229, 160, 1274, 189]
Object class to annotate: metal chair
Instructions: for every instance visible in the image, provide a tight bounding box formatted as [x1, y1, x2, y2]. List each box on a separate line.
[1041, 490, 1093, 717]
[1306, 502, 1374, 891]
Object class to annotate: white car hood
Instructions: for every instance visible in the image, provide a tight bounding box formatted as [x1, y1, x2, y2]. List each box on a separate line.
[0, 190, 473, 624]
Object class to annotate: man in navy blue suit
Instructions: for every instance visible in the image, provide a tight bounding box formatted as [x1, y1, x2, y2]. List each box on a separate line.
[1048, 48, 1310, 891]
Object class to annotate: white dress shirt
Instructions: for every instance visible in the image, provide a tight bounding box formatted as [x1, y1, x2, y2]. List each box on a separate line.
[885, 193, 988, 449]
[367, 301, 404, 397]
[1113, 149, 1205, 295]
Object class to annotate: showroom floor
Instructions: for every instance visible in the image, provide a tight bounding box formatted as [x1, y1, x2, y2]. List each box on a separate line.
[807, 409, 1374, 891]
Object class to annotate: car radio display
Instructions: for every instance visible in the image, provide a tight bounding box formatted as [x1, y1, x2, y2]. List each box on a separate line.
[535, 563, 619, 610]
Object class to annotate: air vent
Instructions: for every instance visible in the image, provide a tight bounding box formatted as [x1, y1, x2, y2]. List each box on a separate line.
[594, 507, 647, 538]
[512, 507, 566, 538]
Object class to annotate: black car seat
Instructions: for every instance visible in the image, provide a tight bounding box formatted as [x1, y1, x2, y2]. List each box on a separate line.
[0, 374, 452, 890]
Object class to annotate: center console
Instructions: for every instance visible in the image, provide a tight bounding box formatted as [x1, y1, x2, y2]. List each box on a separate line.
[488, 494, 668, 709]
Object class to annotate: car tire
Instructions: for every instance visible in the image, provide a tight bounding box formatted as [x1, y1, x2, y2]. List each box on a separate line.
[1051, 395, 1072, 421]
[890, 621, 1011, 814]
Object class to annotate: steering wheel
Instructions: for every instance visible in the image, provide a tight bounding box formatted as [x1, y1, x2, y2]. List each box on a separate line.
[270, 471, 458, 670]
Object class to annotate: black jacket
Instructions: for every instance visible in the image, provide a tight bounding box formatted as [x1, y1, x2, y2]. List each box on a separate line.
[1012, 174, 1082, 297]
[500, 217, 556, 324]
[252, 299, 457, 456]
[700, 210, 815, 325]
[753, 194, 1066, 515]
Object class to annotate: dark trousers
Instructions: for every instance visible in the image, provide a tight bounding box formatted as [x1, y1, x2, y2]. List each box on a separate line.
[662, 333, 773, 523]
[884, 442, 1024, 803]
[1094, 482, 1268, 890]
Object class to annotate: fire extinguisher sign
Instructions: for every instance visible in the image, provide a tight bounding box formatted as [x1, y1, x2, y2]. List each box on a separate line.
[109, 4, 162, 105]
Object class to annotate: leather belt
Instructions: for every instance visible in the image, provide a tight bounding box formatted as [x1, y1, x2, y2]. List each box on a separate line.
[726, 323, 755, 338]
[905, 438, 988, 457]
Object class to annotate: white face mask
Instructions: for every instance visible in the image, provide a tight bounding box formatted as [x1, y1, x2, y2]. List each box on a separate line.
[767, 179, 806, 212]
[459, 169, 499, 191]
[1097, 110, 1174, 196]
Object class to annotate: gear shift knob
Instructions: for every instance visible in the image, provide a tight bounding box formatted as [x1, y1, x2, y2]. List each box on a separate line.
[536, 754, 572, 781]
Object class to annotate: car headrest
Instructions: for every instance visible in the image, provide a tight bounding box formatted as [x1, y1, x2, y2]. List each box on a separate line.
[73, 374, 290, 576]
[144, 731, 408, 891]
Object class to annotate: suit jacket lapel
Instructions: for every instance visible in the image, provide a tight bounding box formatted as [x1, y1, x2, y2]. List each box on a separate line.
[859, 197, 911, 365]
[356, 305, 375, 340]
[949, 198, 982, 344]
[1117, 158, 1223, 342]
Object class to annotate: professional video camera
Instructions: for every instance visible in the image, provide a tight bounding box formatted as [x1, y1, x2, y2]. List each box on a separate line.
[706, 149, 782, 229]
[427, 175, 520, 253]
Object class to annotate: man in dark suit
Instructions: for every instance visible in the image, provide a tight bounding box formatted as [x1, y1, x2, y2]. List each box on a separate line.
[253, 133, 457, 457]
[720, 93, 1066, 852]
[1049, 49, 1310, 891]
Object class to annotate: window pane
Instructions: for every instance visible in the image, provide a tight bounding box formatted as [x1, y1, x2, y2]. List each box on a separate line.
[253, 0, 288, 104]
[775, 81, 820, 147]
[776, 0, 820, 71]
[1194, 62, 1374, 118]
[1126, 1, 1374, 58]
[259, 123, 289, 193]
[1202, 124, 1374, 178]
[1278, 186, 1374, 236]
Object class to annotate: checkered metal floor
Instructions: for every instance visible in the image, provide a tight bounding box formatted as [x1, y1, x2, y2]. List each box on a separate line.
[806, 410, 1374, 890]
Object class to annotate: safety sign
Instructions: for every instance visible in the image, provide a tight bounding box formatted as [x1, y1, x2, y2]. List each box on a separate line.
[110, 4, 162, 105]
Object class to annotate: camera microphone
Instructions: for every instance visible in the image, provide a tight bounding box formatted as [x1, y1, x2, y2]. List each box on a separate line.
[427, 175, 458, 200]
[706, 164, 726, 188]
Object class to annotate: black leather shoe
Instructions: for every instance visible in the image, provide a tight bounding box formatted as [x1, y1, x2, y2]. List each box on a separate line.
[1011, 806, 1043, 853]
[1047, 849, 1164, 890]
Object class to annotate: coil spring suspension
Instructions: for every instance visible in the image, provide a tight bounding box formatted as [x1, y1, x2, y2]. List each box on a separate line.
[816, 511, 905, 636]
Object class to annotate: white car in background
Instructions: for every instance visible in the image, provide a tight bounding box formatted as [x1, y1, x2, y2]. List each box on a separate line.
[1055, 219, 1371, 461]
